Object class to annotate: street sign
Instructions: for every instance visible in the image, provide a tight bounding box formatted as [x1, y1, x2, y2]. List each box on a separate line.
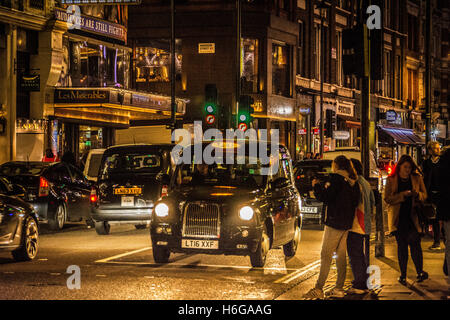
[238, 123, 248, 131]
[198, 43, 215, 54]
[333, 131, 350, 140]
[206, 114, 216, 125]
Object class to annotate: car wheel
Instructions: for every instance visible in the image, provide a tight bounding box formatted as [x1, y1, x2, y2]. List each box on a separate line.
[12, 217, 39, 261]
[48, 204, 65, 231]
[152, 245, 170, 263]
[95, 221, 110, 235]
[283, 221, 301, 257]
[85, 218, 95, 228]
[135, 224, 147, 230]
[249, 224, 270, 268]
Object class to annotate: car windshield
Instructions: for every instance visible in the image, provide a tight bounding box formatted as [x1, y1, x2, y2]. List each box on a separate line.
[175, 160, 267, 189]
[99, 152, 162, 179]
[294, 161, 332, 177]
[0, 163, 47, 176]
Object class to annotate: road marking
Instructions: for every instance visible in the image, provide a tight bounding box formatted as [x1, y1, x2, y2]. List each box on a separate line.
[38, 258, 48, 261]
[274, 260, 321, 284]
[3, 271, 14, 274]
[94, 246, 152, 263]
[95, 274, 107, 277]
[98, 260, 300, 272]
[50, 273, 61, 276]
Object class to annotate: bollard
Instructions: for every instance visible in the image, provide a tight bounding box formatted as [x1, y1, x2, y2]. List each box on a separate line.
[374, 189, 385, 257]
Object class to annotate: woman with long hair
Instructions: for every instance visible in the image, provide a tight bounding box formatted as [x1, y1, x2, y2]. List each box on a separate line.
[385, 154, 428, 285]
[303, 155, 360, 299]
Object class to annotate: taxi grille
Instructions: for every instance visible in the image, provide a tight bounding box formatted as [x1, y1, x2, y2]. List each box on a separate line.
[182, 203, 220, 238]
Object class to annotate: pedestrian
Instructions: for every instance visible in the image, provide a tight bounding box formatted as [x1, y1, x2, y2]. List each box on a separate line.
[42, 148, 57, 162]
[437, 146, 450, 289]
[421, 141, 442, 250]
[314, 153, 321, 159]
[304, 152, 312, 160]
[347, 158, 375, 294]
[303, 155, 360, 299]
[385, 154, 429, 285]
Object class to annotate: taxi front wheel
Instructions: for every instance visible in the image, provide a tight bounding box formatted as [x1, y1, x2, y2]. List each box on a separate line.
[153, 246, 170, 263]
[249, 224, 270, 268]
[95, 221, 110, 235]
[283, 222, 301, 257]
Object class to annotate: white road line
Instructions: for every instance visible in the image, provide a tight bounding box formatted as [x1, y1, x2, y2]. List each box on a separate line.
[95, 274, 107, 277]
[38, 258, 48, 261]
[94, 246, 152, 263]
[98, 260, 300, 272]
[274, 260, 321, 284]
[3, 271, 14, 274]
[50, 273, 61, 276]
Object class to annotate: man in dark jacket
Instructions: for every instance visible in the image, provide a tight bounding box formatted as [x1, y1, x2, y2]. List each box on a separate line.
[303, 156, 360, 299]
[421, 141, 442, 249]
[438, 146, 450, 286]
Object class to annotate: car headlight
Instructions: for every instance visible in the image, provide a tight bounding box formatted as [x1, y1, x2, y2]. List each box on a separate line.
[155, 203, 169, 217]
[239, 206, 254, 221]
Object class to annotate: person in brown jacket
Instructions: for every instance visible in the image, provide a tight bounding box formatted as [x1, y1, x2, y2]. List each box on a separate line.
[385, 154, 428, 285]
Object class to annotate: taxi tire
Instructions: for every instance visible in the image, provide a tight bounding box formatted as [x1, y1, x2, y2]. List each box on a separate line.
[135, 224, 147, 230]
[12, 217, 39, 261]
[250, 224, 269, 268]
[153, 246, 170, 263]
[95, 221, 110, 235]
[283, 222, 301, 257]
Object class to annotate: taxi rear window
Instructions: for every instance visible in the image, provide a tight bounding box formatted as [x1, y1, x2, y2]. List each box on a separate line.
[99, 152, 162, 178]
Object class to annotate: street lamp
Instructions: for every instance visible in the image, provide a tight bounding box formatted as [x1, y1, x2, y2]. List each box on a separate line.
[316, 0, 330, 157]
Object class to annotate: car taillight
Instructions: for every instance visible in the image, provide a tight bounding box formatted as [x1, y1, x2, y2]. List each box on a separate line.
[39, 177, 50, 197]
[161, 185, 168, 198]
[387, 165, 393, 175]
[90, 188, 98, 203]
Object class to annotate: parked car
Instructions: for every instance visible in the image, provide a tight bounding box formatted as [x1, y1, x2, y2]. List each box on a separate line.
[90, 144, 176, 235]
[150, 141, 302, 267]
[0, 161, 92, 231]
[293, 160, 332, 229]
[0, 193, 39, 261]
[83, 148, 106, 183]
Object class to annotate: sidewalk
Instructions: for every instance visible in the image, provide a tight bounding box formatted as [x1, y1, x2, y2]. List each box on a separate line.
[277, 235, 449, 300]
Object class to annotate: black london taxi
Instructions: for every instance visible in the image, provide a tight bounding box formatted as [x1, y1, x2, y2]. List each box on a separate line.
[150, 140, 302, 267]
[90, 144, 175, 235]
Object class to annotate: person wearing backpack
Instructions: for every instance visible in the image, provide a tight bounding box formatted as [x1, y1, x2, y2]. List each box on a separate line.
[303, 156, 361, 299]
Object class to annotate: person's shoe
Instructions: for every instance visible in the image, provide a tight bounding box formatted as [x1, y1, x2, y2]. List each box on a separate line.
[417, 271, 429, 282]
[398, 276, 407, 285]
[429, 243, 441, 250]
[347, 287, 368, 295]
[328, 287, 346, 298]
[303, 288, 325, 300]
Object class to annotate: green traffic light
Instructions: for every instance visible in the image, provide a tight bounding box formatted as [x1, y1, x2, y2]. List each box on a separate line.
[204, 103, 216, 114]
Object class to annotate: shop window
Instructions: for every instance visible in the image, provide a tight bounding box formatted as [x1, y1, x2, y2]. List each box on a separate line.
[242, 38, 259, 93]
[135, 40, 182, 84]
[79, 126, 103, 158]
[272, 43, 291, 97]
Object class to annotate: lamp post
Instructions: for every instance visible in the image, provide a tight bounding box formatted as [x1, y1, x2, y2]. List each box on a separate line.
[316, 1, 330, 157]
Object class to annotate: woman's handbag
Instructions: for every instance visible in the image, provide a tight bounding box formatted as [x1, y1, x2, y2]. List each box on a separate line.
[415, 201, 437, 223]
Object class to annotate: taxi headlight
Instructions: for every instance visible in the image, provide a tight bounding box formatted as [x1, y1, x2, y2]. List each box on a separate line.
[239, 206, 254, 221]
[155, 203, 169, 217]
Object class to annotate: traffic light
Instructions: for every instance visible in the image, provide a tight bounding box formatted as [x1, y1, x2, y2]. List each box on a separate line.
[237, 95, 254, 131]
[203, 84, 218, 127]
[343, 25, 364, 78]
[325, 109, 335, 138]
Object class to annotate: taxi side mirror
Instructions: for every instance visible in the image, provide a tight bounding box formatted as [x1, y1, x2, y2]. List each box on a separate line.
[156, 173, 171, 185]
[270, 177, 289, 190]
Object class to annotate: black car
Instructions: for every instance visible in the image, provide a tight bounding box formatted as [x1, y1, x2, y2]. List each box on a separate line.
[90, 144, 176, 235]
[0, 193, 39, 261]
[150, 141, 302, 267]
[293, 160, 333, 228]
[0, 161, 92, 231]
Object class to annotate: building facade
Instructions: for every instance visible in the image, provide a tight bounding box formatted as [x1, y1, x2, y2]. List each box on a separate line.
[0, 0, 187, 164]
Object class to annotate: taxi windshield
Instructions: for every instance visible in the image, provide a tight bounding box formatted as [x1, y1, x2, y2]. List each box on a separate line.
[175, 157, 268, 189]
[99, 152, 162, 179]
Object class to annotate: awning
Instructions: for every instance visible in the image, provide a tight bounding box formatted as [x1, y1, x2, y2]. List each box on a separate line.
[378, 126, 425, 145]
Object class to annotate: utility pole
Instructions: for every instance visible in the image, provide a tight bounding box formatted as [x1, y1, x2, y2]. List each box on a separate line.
[170, 0, 176, 132]
[425, 0, 432, 152]
[235, 0, 241, 129]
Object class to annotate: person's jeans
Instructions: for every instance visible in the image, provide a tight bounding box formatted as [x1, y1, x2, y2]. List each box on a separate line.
[315, 226, 348, 290]
[443, 220, 450, 281]
[430, 192, 441, 245]
[347, 232, 370, 289]
[394, 229, 424, 277]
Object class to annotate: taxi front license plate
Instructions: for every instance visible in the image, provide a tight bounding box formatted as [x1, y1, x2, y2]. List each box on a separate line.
[114, 187, 142, 195]
[121, 196, 134, 207]
[181, 239, 219, 250]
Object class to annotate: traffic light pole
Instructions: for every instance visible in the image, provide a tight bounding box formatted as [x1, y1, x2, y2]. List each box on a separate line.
[319, 12, 325, 157]
[425, 0, 432, 152]
[235, 0, 241, 129]
[361, 24, 371, 180]
[170, 0, 176, 132]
